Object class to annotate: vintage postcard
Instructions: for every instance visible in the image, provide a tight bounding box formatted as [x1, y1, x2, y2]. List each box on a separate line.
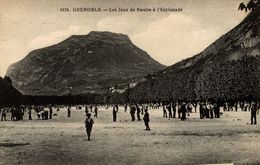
[0, 0, 259, 165]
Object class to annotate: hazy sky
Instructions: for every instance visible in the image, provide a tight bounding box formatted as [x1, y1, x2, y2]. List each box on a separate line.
[0, 0, 249, 76]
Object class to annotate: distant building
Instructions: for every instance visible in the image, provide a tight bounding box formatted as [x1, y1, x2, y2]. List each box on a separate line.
[110, 77, 147, 93]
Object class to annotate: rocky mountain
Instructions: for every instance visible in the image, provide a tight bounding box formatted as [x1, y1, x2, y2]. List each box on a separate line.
[126, 5, 260, 102]
[0, 77, 22, 106]
[170, 4, 260, 71]
[6, 31, 165, 95]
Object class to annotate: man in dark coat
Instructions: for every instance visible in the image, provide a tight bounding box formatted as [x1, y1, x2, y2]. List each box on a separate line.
[136, 104, 141, 121]
[172, 102, 177, 118]
[10, 107, 15, 121]
[41, 108, 45, 120]
[124, 104, 127, 113]
[67, 106, 71, 118]
[213, 103, 220, 118]
[49, 106, 53, 119]
[143, 109, 150, 131]
[1, 108, 7, 121]
[94, 106, 98, 118]
[90, 105, 93, 112]
[167, 104, 172, 118]
[250, 102, 257, 125]
[130, 104, 136, 121]
[28, 108, 32, 120]
[180, 103, 187, 121]
[205, 104, 210, 118]
[84, 113, 94, 141]
[113, 104, 118, 122]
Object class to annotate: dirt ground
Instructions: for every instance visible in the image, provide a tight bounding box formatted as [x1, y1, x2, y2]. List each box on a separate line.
[0, 106, 259, 165]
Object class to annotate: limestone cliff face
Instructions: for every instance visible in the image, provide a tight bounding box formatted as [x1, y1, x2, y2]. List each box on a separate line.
[169, 6, 260, 71]
[6, 31, 165, 95]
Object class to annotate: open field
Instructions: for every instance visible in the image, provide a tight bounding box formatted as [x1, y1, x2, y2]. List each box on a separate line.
[0, 106, 259, 165]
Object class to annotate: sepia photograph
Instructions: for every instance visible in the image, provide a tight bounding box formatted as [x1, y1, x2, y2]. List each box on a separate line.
[0, 0, 259, 164]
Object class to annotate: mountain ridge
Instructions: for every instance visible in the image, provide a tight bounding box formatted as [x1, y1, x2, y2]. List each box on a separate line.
[6, 31, 165, 95]
[166, 7, 260, 72]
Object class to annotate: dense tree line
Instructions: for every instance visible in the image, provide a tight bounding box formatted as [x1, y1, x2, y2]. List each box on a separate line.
[196, 55, 259, 101]
[1, 88, 105, 107]
[114, 55, 259, 104]
[124, 69, 199, 103]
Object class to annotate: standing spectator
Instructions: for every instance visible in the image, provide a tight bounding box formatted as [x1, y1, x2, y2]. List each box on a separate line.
[67, 106, 71, 118]
[234, 102, 238, 112]
[223, 102, 228, 111]
[239, 101, 244, 111]
[37, 107, 41, 119]
[199, 102, 204, 119]
[1, 108, 7, 121]
[130, 104, 136, 121]
[207, 102, 214, 119]
[167, 104, 172, 118]
[172, 102, 176, 118]
[44, 108, 49, 120]
[141, 105, 144, 115]
[84, 113, 94, 141]
[10, 107, 15, 121]
[180, 103, 187, 121]
[213, 103, 220, 118]
[49, 106, 53, 119]
[136, 104, 141, 121]
[41, 107, 44, 120]
[244, 103, 249, 111]
[113, 104, 118, 122]
[94, 106, 98, 118]
[124, 104, 127, 113]
[178, 103, 181, 119]
[145, 106, 148, 116]
[250, 102, 257, 125]
[28, 108, 32, 120]
[143, 109, 150, 131]
[163, 106, 167, 118]
[205, 103, 210, 118]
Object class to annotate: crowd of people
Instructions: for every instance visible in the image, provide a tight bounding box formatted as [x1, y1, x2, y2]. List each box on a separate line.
[0, 106, 26, 121]
[0, 101, 258, 141]
[161, 101, 219, 120]
[0, 105, 55, 121]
